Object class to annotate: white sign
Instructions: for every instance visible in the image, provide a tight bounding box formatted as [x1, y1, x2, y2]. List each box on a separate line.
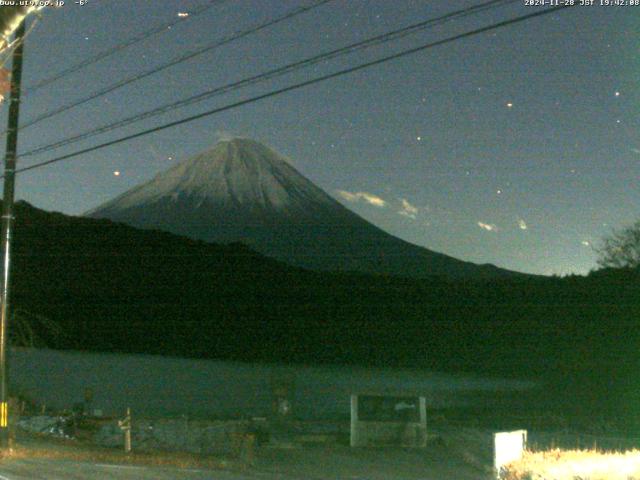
[494, 429, 527, 477]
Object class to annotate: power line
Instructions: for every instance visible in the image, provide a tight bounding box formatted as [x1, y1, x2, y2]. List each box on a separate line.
[25, 0, 226, 95]
[21, 0, 518, 158]
[15, 0, 334, 133]
[11, 5, 573, 177]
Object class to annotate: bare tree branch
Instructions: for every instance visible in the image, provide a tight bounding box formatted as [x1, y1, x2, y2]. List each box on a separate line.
[595, 220, 640, 269]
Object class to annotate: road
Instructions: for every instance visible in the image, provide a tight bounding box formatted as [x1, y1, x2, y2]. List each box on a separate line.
[0, 429, 494, 479]
[0, 452, 490, 479]
[0, 459, 281, 480]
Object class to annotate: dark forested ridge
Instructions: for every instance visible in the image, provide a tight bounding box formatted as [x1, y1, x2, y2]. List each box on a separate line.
[8, 201, 640, 423]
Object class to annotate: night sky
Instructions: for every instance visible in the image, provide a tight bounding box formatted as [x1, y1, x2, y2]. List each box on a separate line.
[4, 0, 638, 276]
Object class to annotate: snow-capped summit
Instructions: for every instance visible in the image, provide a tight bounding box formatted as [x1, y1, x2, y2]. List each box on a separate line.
[92, 138, 333, 213]
[86, 138, 517, 278]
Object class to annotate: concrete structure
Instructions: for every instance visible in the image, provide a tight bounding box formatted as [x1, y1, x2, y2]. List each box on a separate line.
[350, 394, 427, 447]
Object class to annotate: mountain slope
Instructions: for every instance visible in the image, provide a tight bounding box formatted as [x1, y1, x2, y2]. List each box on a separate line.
[86, 138, 519, 278]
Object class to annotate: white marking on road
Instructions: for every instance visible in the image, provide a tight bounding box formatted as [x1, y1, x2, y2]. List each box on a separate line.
[95, 464, 212, 474]
[94, 464, 147, 470]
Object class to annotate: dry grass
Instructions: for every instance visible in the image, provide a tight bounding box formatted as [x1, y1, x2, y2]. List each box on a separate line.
[0, 434, 236, 470]
[502, 448, 640, 480]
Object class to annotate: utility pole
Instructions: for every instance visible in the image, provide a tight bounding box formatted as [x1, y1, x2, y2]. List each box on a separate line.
[0, 19, 26, 449]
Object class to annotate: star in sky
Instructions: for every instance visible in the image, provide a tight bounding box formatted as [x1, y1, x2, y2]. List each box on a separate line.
[12, 0, 634, 276]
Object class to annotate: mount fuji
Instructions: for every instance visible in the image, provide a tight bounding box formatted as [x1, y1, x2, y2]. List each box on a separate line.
[86, 138, 518, 278]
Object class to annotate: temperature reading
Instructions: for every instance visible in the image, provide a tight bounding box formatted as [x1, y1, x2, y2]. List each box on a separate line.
[75, 0, 87, 5]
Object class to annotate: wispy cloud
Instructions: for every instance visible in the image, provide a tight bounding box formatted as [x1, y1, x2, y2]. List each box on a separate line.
[631, 147, 640, 155]
[398, 198, 418, 219]
[337, 190, 387, 208]
[478, 221, 498, 232]
[518, 218, 528, 230]
[215, 130, 242, 142]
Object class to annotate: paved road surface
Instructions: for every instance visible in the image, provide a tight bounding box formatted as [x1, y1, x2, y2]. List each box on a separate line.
[0, 431, 493, 479]
[0, 455, 489, 479]
[0, 459, 279, 480]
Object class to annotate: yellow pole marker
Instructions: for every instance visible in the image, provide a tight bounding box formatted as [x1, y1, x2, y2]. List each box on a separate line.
[0, 401, 8, 427]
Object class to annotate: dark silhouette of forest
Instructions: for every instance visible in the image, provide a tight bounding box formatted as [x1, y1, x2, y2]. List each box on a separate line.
[8, 201, 640, 428]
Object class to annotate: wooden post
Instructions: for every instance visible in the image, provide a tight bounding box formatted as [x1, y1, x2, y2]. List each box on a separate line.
[241, 433, 256, 465]
[124, 408, 131, 453]
[118, 407, 132, 453]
